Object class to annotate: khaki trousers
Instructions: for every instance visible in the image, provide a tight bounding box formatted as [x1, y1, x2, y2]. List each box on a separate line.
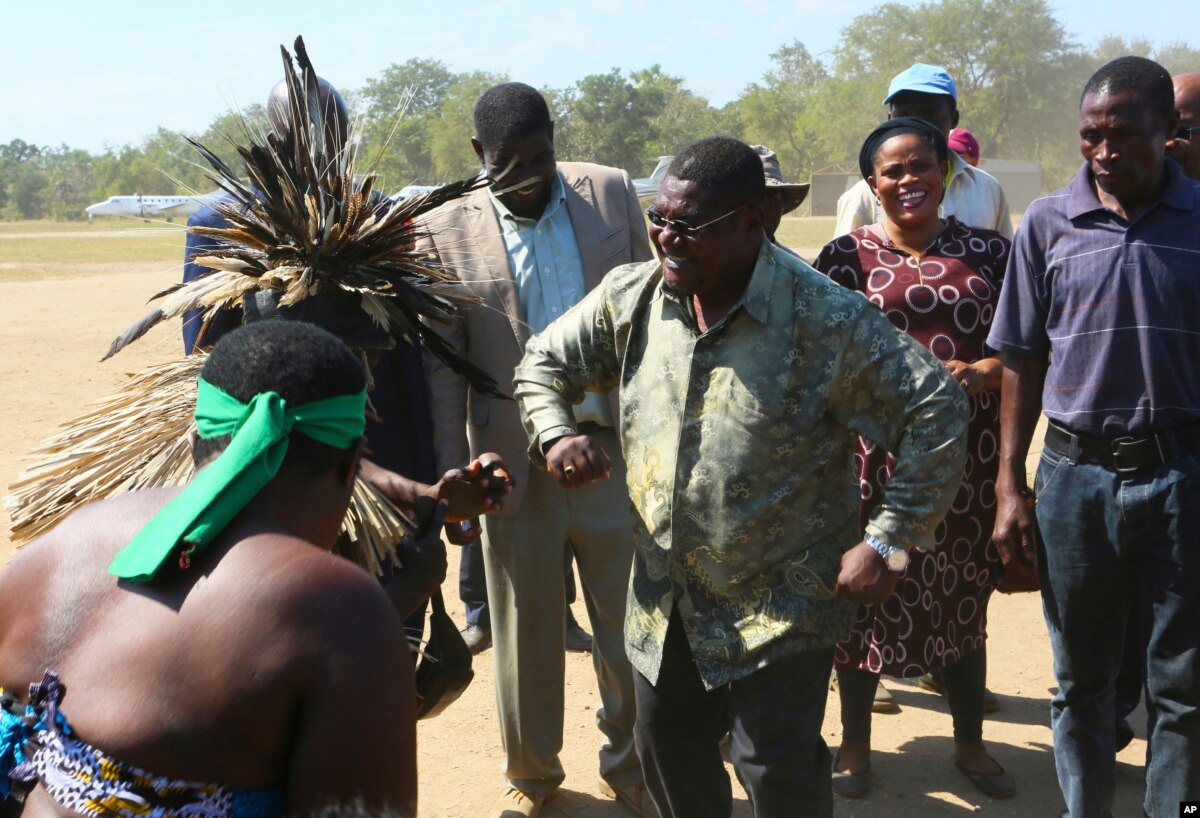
[482, 426, 640, 796]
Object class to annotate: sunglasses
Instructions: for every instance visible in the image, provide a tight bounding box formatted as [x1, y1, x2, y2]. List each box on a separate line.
[1175, 124, 1199, 140]
[646, 205, 745, 237]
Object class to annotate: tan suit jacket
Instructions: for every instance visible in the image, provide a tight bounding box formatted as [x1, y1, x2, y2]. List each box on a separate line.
[420, 162, 652, 515]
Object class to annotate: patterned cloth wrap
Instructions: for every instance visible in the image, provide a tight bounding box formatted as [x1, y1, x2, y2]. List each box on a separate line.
[1, 672, 284, 818]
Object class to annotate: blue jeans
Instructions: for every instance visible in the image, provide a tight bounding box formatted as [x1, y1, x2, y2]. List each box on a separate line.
[1035, 446, 1200, 818]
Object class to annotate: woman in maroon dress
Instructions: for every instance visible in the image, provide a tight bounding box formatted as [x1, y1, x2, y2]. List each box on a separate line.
[813, 118, 1014, 800]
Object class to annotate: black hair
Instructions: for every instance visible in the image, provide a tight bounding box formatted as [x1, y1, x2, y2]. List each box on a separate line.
[473, 82, 553, 149]
[667, 137, 766, 208]
[1082, 56, 1174, 121]
[193, 321, 367, 472]
[858, 117, 950, 180]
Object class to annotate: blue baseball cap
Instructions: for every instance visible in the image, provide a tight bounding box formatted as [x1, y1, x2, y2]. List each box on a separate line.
[883, 64, 957, 105]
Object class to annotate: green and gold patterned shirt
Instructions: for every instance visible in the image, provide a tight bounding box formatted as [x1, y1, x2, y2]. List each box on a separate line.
[515, 239, 967, 687]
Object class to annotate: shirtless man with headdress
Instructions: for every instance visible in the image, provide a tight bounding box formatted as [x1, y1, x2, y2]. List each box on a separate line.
[0, 321, 443, 816]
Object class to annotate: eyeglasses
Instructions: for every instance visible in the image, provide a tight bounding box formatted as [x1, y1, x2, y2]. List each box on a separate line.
[1175, 124, 1199, 140]
[646, 205, 745, 236]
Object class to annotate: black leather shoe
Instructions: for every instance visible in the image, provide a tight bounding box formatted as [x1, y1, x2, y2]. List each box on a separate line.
[565, 611, 593, 653]
[461, 624, 492, 655]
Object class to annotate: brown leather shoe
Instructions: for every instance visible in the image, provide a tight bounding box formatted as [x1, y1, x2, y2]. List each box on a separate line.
[598, 779, 659, 817]
[494, 786, 547, 818]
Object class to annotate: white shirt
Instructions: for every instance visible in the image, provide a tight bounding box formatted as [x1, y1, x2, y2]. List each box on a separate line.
[834, 150, 1014, 239]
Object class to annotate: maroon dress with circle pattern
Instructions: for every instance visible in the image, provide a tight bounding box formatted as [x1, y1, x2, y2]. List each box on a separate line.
[813, 216, 1011, 676]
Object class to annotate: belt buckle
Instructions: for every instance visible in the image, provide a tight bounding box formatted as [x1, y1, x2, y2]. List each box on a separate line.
[1111, 436, 1144, 473]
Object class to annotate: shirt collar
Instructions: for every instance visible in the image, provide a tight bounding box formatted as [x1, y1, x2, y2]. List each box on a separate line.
[1066, 159, 1196, 220]
[740, 239, 778, 325]
[488, 171, 566, 224]
[947, 149, 969, 184]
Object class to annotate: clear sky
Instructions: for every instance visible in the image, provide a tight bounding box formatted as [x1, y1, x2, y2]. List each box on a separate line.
[2, 0, 1195, 153]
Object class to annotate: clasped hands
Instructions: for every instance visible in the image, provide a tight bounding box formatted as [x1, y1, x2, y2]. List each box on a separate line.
[360, 453, 514, 545]
[364, 453, 513, 617]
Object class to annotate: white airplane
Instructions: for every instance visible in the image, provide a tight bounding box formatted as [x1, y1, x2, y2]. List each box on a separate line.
[84, 190, 224, 223]
[633, 156, 673, 199]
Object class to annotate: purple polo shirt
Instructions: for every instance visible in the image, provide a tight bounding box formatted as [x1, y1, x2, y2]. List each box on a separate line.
[987, 160, 1200, 438]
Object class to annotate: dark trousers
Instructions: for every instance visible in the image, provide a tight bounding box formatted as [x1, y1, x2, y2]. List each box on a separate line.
[633, 609, 834, 818]
[460, 540, 578, 629]
[1035, 446, 1200, 818]
[840, 647, 987, 746]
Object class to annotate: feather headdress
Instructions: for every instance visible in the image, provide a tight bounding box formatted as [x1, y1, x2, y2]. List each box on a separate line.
[104, 36, 501, 398]
[7, 37, 495, 568]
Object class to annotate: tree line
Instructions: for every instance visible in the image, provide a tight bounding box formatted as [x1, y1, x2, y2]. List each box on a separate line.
[2, 0, 1196, 221]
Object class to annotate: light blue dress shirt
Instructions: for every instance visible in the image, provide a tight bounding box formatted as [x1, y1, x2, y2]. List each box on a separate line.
[489, 172, 613, 427]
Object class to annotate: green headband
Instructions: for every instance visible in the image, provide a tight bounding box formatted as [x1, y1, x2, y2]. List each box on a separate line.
[108, 378, 367, 582]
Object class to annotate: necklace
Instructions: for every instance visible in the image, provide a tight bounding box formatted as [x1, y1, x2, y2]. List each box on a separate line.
[881, 220, 944, 287]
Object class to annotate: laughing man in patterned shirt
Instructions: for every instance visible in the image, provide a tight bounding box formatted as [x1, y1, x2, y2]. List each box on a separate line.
[514, 137, 969, 818]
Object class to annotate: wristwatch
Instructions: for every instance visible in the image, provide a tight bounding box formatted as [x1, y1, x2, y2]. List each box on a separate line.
[864, 532, 910, 572]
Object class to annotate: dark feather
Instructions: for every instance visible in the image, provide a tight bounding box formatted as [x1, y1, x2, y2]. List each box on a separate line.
[102, 308, 165, 361]
[414, 319, 507, 399]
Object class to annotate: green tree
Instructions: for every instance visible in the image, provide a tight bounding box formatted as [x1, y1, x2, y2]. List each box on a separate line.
[1152, 42, 1200, 77]
[821, 0, 1084, 186]
[139, 127, 202, 194]
[43, 145, 96, 221]
[0, 140, 41, 214]
[561, 68, 666, 173]
[738, 41, 828, 182]
[543, 85, 581, 161]
[648, 91, 741, 171]
[1089, 36, 1200, 78]
[189, 103, 270, 192]
[358, 58, 454, 188]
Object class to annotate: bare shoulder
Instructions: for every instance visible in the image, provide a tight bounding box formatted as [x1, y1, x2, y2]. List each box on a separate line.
[219, 541, 405, 657]
[1, 488, 180, 582]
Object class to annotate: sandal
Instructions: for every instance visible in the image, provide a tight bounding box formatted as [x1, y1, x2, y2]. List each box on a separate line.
[955, 760, 1016, 799]
[832, 753, 871, 799]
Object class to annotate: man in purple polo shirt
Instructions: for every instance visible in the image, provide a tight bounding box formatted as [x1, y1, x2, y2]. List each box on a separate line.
[988, 56, 1199, 818]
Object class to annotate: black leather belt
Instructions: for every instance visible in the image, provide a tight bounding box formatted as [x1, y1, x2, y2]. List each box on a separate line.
[1044, 421, 1200, 473]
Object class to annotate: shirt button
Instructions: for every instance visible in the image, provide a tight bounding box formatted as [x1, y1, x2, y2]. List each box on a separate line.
[552, 306, 559, 313]
[544, 267, 550, 273]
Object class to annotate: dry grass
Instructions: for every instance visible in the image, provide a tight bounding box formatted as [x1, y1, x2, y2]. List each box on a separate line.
[0, 220, 186, 281]
[774, 216, 837, 256]
[0, 219, 182, 234]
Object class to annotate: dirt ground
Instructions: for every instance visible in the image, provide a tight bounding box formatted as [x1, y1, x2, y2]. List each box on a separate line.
[0, 259, 1155, 817]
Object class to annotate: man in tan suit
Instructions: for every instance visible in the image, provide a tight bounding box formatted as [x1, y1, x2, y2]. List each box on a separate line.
[420, 83, 655, 818]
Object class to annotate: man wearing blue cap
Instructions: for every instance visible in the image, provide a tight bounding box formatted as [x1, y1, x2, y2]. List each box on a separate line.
[834, 63, 1012, 239]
